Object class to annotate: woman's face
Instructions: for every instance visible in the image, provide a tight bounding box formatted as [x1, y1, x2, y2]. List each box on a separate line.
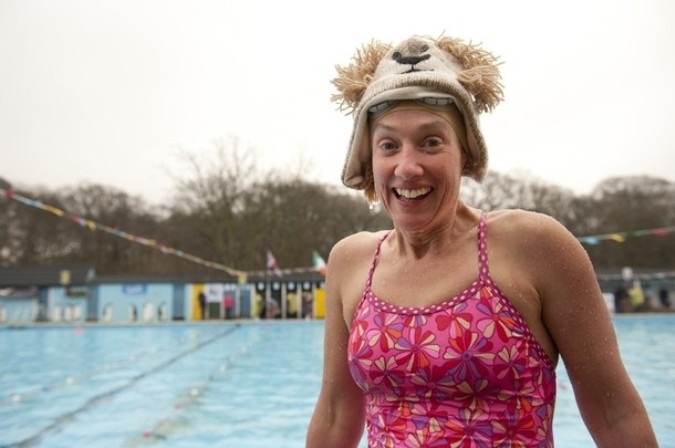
[370, 107, 465, 231]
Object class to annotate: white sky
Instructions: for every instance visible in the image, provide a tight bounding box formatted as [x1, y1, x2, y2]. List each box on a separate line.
[2, 0, 675, 205]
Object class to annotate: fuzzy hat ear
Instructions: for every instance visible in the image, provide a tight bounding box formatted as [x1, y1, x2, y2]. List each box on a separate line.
[331, 40, 392, 114]
[434, 36, 503, 113]
[333, 34, 504, 190]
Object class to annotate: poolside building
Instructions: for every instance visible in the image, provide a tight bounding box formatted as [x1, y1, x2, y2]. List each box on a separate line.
[0, 265, 326, 325]
[0, 265, 95, 324]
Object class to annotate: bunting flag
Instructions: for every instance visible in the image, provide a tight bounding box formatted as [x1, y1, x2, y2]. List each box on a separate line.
[266, 250, 282, 277]
[0, 180, 246, 277]
[577, 226, 675, 245]
[313, 251, 327, 276]
[595, 270, 675, 281]
[2, 176, 674, 278]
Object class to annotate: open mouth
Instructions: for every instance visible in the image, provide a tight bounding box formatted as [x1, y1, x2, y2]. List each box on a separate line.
[393, 187, 431, 200]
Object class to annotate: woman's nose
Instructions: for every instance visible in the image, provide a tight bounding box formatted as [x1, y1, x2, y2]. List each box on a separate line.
[393, 147, 423, 179]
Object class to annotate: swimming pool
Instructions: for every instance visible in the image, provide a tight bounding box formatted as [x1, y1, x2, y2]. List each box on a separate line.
[0, 315, 673, 447]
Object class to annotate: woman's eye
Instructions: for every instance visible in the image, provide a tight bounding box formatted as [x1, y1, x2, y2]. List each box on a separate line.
[423, 138, 443, 149]
[379, 141, 397, 151]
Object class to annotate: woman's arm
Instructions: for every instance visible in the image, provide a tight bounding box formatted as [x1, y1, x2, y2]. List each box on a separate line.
[531, 213, 658, 447]
[306, 238, 366, 448]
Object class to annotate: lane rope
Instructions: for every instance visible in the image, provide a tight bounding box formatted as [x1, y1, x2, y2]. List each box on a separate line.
[2, 324, 241, 448]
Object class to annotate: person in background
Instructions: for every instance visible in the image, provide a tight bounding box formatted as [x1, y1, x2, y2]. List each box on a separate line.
[614, 283, 632, 313]
[287, 292, 299, 319]
[198, 291, 207, 320]
[223, 294, 235, 319]
[306, 34, 657, 447]
[302, 291, 314, 319]
[254, 292, 265, 319]
[629, 281, 646, 312]
[658, 287, 672, 310]
[265, 295, 279, 319]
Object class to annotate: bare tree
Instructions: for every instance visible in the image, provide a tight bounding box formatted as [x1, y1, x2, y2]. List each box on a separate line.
[3, 154, 672, 277]
[461, 170, 575, 217]
[582, 176, 675, 269]
[0, 188, 75, 265]
[239, 178, 391, 270]
[166, 137, 262, 271]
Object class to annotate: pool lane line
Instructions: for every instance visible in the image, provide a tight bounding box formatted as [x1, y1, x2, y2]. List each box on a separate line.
[1, 328, 220, 407]
[134, 350, 240, 443]
[130, 324, 274, 445]
[0, 345, 165, 407]
[2, 324, 242, 448]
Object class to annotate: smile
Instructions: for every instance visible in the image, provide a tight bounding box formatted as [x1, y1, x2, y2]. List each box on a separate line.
[394, 187, 431, 199]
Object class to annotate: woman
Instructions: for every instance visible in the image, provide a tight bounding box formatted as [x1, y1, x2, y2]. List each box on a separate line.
[306, 34, 657, 447]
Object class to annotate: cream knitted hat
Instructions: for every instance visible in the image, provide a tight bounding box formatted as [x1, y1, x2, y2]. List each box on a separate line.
[332, 34, 504, 190]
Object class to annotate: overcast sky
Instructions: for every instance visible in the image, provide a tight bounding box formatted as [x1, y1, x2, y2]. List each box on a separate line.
[2, 0, 674, 205]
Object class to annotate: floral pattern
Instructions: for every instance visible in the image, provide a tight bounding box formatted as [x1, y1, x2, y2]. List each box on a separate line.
[348, 214, 556, 447]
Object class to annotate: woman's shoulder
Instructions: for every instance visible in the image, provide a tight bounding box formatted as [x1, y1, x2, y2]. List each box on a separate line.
[330, 230, 390, 261]
[326, 231, 390, 291]
[485, 208, 581, 255]
[487, 209, 571, 237]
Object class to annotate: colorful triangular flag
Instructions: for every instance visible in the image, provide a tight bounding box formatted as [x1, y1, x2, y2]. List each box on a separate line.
[313, 251, 327, 276]
[266, 250, 282, 276]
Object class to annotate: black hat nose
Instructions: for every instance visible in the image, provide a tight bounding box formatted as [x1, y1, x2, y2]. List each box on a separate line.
[392, 52, 431, 66]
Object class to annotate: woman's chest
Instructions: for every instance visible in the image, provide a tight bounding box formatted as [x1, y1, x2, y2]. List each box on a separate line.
[369, 258, 479, 310]
[347, 287, 556, 399]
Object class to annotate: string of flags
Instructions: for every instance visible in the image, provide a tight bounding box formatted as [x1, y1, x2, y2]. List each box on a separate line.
[1, 177, 673, 278]
[0, 178, 326, 280]
[577, 226, 675, 245]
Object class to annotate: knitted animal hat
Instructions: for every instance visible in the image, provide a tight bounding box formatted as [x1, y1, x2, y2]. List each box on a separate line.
[332, 34, 504, 190]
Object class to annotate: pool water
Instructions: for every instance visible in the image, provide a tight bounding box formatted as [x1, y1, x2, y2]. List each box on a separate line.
[554, 315, 675, 446]
[0, 315, 673, 447]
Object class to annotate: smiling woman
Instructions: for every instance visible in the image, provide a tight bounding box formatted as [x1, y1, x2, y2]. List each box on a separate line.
[370, 104, 465, 226]
[305, 33, 658, 448]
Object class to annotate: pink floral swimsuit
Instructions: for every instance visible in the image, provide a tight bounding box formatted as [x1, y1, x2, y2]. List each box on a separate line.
[347, 213, 556, 447]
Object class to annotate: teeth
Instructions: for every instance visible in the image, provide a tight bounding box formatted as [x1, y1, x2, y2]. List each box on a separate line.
[395, 187, 431, 199]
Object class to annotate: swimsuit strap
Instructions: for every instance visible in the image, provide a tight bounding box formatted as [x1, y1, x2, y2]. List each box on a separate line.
[365, 231, 391, 291]
[477, 211, 491, 283]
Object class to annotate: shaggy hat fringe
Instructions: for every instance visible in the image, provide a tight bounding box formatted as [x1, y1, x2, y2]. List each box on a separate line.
[331, 35, 504, 114]
[331, 40, 392, 114]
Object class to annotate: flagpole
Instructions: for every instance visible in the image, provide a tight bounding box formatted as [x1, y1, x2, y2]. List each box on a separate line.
[265, 250, 281, 319]
[265, 263, 270, 319]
